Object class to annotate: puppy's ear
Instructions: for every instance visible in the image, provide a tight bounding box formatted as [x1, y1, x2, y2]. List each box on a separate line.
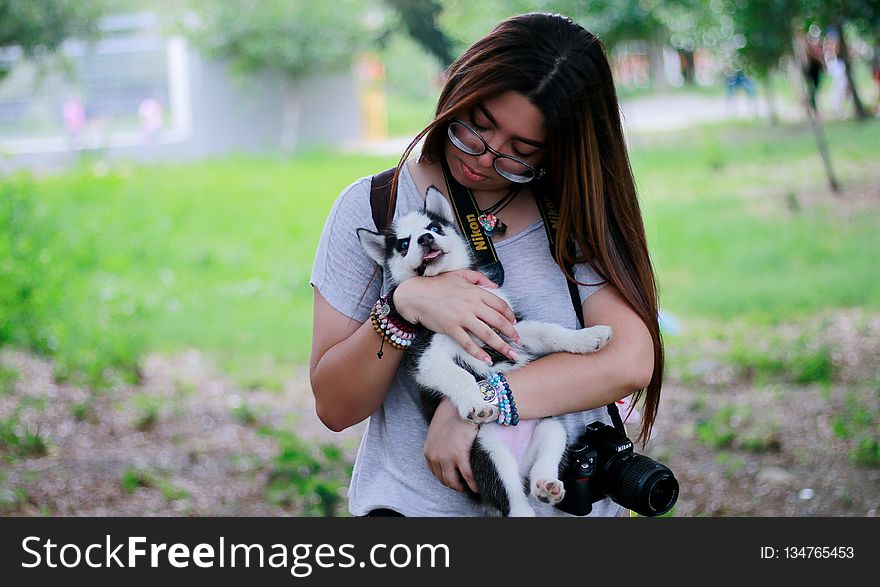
[356, 228, 386, 265]
[424, 186, 455, 223]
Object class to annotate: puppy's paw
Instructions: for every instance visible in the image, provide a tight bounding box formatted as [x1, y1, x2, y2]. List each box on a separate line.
[532, 478, 566, 505]
[577, 325, 613, 353]
[461, 400, 499, 424]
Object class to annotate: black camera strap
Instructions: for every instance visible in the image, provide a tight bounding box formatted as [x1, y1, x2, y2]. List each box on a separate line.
[370, 165, 626, 435]
[440, 158, 505, 286]
[532, 191, 627, 436]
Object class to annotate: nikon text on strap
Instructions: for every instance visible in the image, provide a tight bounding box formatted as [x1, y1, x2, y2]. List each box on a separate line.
[440, 158, 506, 286]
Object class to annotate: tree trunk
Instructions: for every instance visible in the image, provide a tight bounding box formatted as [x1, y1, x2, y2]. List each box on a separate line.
[807, 106, 841, 194]
[678, 48, 696, 85]
[835, 20, 870, 121]
[792, 52, 841, 193]
[762, 75, 778, 125]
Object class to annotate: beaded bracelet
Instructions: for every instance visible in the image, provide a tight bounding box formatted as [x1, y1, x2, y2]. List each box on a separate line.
[486, 372, 519, 426]
[370, 292, 416, 359]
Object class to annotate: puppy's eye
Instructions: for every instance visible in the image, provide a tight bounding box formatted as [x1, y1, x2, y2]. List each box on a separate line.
[395, 238, 410, 253]
[427, 223, 444, 235]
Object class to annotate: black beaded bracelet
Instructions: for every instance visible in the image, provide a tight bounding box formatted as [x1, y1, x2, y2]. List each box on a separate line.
[384, 286, 418, 329]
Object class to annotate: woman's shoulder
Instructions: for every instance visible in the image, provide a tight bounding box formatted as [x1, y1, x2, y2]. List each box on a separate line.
[321, 175, 373, 233]
[324, 162, 425, 231]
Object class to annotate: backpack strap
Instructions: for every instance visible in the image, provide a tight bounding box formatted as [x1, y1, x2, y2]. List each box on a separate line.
[370, 166, 398, 232]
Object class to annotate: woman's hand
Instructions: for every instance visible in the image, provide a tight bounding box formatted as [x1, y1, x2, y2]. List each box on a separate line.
[393, 269, 520, 363]
[424, 399, 481, 493]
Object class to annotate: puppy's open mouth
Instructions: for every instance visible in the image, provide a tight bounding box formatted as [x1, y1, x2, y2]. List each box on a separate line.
[416, 248, 445, 276]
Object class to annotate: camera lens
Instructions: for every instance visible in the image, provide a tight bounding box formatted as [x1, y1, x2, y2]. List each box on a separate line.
[647, 474, 679, 514]
[603, 452, 679, 517]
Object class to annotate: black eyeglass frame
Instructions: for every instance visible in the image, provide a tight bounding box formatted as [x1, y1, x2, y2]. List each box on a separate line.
[447, 119, 546, 183]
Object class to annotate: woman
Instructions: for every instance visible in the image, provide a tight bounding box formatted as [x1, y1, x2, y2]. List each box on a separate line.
[310, 13, 662, 517]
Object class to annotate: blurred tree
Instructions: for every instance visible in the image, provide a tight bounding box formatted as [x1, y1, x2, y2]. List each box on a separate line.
[726, 0, 801, 124]
[578, 0, 671, 88]
[586, 0, 669, 47]
[800, 0, 879, 120]
[726, 1, 797, 79]
[659, 0, 726, 85]
[0, 0, 105, 81]
[570, 0, 717, 89]
[182, 0, 371, 79]
[180, 0, 375, 151]
[383, 0, 455, 66]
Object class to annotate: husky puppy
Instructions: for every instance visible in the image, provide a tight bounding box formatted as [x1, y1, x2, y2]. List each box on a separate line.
[357, 186, 612, 516]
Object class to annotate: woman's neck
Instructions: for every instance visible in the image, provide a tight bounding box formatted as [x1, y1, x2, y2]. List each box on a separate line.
[470, 186, 516, 211]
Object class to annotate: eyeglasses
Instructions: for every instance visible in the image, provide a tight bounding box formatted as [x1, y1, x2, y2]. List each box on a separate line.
[447, 120, 545, 183]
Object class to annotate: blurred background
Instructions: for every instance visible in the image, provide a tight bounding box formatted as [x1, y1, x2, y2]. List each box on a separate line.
[1, 0, 877, 517]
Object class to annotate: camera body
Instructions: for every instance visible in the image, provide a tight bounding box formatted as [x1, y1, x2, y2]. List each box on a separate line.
[557, 421, 679, 517]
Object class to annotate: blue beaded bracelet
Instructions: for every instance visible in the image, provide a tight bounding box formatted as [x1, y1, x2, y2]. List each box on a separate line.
[487, 372, 518, 426]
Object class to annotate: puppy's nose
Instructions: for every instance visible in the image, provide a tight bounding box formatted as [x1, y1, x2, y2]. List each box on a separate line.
[417, 233, 434, 247]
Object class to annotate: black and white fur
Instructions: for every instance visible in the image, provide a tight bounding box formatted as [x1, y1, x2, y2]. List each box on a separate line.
[357, 186, 612, 516]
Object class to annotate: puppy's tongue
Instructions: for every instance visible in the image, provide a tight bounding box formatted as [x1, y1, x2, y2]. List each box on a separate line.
[423, 249, 443, 261]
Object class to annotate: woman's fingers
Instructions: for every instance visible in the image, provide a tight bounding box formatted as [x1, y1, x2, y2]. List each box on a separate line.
[476, 305, 520, 344]
[426, 451, 465, 492]
[479, 289, 518, 328]
[396, 272, 520, 360]
[424, 399, 481, 494]
[459, 459, 480, 494]
[426, 457, 473, 493]
[441, 465, 465, 492]
[448, 316, 518, 364]
[449, 327, 493, 364]
[463, 318, 518, 362]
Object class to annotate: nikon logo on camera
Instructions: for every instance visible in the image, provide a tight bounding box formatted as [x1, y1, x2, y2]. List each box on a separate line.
[616, 442, 633, 452]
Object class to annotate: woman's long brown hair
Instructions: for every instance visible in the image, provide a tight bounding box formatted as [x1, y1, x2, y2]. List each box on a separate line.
[386, 12, 663, 445]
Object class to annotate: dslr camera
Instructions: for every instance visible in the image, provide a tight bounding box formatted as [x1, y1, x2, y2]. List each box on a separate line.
[556, 421, 679, 517]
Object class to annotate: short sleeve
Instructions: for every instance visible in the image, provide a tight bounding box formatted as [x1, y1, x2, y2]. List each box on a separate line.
[310, 177, 383, 322]
[573, 260, 607, 304]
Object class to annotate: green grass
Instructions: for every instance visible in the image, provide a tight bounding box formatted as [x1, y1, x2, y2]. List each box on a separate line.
[1, 151, 397, 383]
[131, 151, 398, 362]
[0, 365, 17, 395]
[259, 424, 352, 516]
[2, 115, 878, 385]
[832, 389, 880, 467]
[0, 413, 49, 460]
[635, 118, 880, 323]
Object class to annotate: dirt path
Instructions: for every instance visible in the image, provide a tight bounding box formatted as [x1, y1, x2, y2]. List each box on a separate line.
[0, 348, 364, 516]
[1, 310, 877, 517]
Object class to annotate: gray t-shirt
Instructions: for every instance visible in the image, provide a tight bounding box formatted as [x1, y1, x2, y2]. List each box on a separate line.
[310, 162, 624, 517]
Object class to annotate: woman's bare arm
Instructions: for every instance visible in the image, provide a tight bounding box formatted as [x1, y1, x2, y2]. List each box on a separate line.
[309, 289, 404, 432]
[504, 285, 655, 419]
